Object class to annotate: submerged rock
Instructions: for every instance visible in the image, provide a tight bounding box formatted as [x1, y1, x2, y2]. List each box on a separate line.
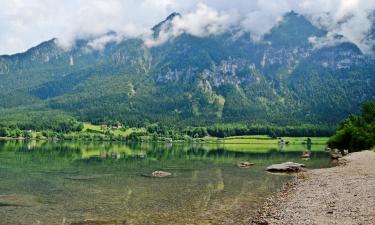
[0, 194, 40, 207]
[238, 162, 255, 168]
[266, 162, 305, 172]
[151, 171, 172, 177]
[301, 152, 311, 159]
[70, 219, 127, 225]
[64, 174, 112, 181]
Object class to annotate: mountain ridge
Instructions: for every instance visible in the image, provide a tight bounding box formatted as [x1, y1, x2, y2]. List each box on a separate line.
[0, 11, 374, 127]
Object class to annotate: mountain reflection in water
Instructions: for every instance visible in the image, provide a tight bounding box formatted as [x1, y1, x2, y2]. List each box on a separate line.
[0, 141, 331, 225]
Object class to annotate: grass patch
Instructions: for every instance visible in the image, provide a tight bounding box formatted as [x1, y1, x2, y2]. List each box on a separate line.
[83, 123, 146, 137]
[83, 123, 103, 133]
[202, 136, 328, 145]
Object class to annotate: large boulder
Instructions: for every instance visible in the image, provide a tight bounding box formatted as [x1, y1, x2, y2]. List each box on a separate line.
[266, 162, 305, 172]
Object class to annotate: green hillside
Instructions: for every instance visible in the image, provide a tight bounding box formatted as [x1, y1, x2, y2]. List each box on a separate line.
[0, 12, 374, 130]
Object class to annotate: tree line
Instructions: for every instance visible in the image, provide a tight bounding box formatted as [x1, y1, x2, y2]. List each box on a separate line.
[328, 102, 375, 152]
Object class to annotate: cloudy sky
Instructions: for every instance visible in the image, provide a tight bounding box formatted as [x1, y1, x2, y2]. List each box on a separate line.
[0, 0, 374, 55]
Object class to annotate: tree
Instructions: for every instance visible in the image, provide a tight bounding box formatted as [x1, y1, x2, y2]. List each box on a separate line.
[362, 102, 375, 123]
[0, 127, 9, 137]
[328, 102, 375, 152]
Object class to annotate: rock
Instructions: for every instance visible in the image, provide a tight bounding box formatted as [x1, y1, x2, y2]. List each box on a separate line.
[301, 152, 310, 159]
[252, 219, 269, 225]
[330, 152, 342, 159]
[70, 219, 127, 225]
[151, 171, 172, 177]
[238, 162, 255, 168]
[0, 194, 40, 207]
[64, 174, 112, 181]
[266, 162, 305, 172]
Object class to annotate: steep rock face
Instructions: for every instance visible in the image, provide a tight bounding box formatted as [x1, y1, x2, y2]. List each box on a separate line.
[0, 12, 374, 126]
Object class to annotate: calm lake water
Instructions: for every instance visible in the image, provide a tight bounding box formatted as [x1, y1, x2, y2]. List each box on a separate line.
[0, 141, 331, 225]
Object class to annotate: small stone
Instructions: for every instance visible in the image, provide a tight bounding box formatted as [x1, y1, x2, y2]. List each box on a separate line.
[301, 152, 311, 159]
[238, 162, 255, 168]
[151, 171, 172, 177]
[70, 219, 127, 225]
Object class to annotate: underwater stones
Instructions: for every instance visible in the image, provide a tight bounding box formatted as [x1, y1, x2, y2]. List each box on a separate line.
[238, 162, 255, 168]
[301, 151, 311, 159]
[64, 174, 112, 181]
[0, 194, 40, 207]
[70, 219, 127, 225]
[151, 171, 172, 177]
[266, 162, 305, 172]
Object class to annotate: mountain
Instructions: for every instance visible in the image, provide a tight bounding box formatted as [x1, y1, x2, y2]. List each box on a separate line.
[152, 12, 181, 38]
[0, 12, 374, 127]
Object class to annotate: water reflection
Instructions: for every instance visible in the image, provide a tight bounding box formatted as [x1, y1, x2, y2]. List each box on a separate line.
[0, 141, 330, 225]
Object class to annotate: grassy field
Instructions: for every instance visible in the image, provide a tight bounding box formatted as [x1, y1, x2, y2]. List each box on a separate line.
[83, 123, 103, 133]
[20, 124, 330, 147]
[83, 123, 145, 137]
[202, 135, 329, 145]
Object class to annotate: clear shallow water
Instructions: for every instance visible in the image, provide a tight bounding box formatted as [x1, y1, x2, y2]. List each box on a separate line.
[0, 141, 331, 225]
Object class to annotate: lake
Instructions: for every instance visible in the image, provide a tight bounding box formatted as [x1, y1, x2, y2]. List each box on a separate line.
[0, 140, 331, 225]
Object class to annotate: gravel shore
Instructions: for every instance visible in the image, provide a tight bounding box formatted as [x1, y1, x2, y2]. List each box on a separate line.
[253, 150, 375, 225]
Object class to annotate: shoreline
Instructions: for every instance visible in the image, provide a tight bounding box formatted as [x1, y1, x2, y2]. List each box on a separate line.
[252, 150, 375, 225]
[0, 136, 328, 145]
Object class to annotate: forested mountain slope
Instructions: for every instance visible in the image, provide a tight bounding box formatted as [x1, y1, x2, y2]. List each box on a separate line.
[0, 12, 374, 127]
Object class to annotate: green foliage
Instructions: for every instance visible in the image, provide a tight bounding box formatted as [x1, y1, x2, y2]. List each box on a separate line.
[184, 127, 208, 138]
[0, 107, 83, 132]
[328, 102, 375, 151]
[205, 124, 333, 138]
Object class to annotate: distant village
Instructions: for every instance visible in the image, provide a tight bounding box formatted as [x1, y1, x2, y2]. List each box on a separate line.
[100, 122, 124, 130]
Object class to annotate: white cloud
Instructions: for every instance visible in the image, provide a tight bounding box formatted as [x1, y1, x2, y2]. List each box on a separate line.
[0, 0, 374, 55]
[308, 33, 347, 49]
[86, 34, 120, 51]
[298, 0, 375, 53]
[171, 3, 236, 37]
[144, 3, 238, 47]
